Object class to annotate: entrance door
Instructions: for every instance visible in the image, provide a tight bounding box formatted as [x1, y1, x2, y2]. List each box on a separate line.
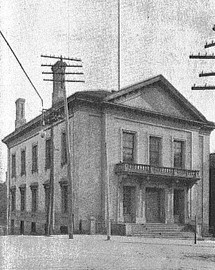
[123, 186, 136, 223]
[20, 221, 24, 235]
[146, 187, 165, 223]
[174, 189, 185, 224]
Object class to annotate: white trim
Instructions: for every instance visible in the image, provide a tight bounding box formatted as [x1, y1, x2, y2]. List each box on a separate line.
[114, 115, 197, 133]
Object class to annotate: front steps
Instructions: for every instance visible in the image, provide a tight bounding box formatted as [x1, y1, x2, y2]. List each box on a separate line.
[123, 223, 195, 239]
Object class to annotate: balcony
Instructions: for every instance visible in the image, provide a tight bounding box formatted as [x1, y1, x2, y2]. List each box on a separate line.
[115, 162, 200, 182]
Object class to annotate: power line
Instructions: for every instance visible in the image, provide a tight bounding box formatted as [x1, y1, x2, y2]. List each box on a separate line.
[0, 30, 44, 108]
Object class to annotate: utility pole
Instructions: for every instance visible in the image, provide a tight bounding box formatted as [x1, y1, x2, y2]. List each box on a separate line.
[42, 55, 84, 239]
[189, 26, 215, 91]
[189, 25, 215, 239]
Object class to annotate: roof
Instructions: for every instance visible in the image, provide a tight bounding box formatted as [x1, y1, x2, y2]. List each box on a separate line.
[2, 75, 215, 146]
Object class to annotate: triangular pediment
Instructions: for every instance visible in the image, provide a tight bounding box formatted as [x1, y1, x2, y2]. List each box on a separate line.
[106, 75, 207, 123]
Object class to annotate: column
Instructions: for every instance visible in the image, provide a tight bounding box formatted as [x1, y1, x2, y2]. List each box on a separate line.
[165, 187, 174, 224]
[184, 187, 189, 224]
[117, 177, 124, 223]
[136, 182, 146, 224]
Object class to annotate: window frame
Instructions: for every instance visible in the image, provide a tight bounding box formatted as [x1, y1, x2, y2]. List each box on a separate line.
[60, 181, 68, 214]
[122, 130, 136, 163]
[21, 149, 26, 176]
[20, 186, 26, 212]
[11, 154, 16, 178]
[32, 144, 38, 173]
[61, 131, 67, 166]
[173, 140, 185, 169]
[10, 187, 16, 212]
[31, 186, 38, 213]
[45, 138, 51, 170]
[149, 136, 162, 167]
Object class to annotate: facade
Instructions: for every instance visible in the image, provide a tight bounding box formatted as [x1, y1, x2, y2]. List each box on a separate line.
[0, 181, 7, 233]
[2, 61, 215, 236]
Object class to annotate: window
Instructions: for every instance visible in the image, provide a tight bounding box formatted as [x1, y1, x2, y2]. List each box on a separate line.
[20, 187, 26, 212]
[12, 154, 16, 178]
[174, 140, 184, 168]
[11, 188, 16, 211]
[61, 132, 67, 166]
[149, 136, 161, 166]
[45, 139, 51, 170]
[21, 149, 26, 176]
[32, 144, 38, 173]
[61, 184, 68, 213]
[31, 187, 38, 212]
[123, 132, 135, 163]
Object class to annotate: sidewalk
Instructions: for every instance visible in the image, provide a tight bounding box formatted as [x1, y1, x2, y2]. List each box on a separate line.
[1, 234, 215, 270]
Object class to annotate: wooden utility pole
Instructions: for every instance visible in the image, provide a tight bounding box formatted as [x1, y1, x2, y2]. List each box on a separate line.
[42, 55, 84, 239]
[189, 25, 215, 239]
[189, 26, 215, 91]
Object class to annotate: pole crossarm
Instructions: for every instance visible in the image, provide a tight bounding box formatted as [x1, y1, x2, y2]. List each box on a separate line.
[189, 54, 215, 59]
[199, 71, 215, 77]
[192, 85, 215, 90]
[205, 41, 215, 49]
[43, 79, 85, 83]
[41, 64, 82, 68]
[41, 54, 81, 62]
[42, 72, 84, 75]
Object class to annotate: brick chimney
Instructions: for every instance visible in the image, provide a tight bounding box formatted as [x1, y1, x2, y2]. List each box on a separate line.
[52, 60, 67, 106]
[15, 98, 26, 129]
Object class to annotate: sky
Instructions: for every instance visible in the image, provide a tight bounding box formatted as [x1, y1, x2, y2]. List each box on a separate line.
[1, 0, 215, 182]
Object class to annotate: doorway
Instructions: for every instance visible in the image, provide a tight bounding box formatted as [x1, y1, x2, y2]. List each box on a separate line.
[20, 221, 24, 235]
[174, 189, 185, 224]
[123, 186, 136, 223]
[146, 187, 165, 223]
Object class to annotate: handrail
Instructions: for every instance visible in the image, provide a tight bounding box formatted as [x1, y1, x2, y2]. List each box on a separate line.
[115, 162, 200, 179]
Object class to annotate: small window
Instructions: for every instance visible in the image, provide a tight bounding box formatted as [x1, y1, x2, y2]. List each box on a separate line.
[32, 144, 38, 173]
[61, 132, 67, 166]
[20, 187, 26, 212]
[174, 140, 184, 169]
[123, 132, 135, 163]
[31, 187, 38, 212]
[149, 136, 161, 166]
[12, 154, 16, 178]
[61, 184, 68, 213]
[21, 149, 26, 176]
[45, 139, 51, 170]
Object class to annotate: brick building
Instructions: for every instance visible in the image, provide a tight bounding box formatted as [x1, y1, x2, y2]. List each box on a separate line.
[2, 61, 215, 236]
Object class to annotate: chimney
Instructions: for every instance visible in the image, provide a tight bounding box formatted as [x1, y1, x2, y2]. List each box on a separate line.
[15, 98, 26, 129]
[51, 60, 67, 106]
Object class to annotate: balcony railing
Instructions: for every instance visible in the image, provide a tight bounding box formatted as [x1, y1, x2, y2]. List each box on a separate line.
[115, 162, 200, 180]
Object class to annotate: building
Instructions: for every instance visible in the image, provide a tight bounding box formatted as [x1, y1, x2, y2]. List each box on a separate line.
[0, 181, 7, 233]
[2, 61, 215, 236]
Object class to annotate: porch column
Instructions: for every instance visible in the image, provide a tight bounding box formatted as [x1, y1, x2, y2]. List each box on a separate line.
[117, 176, 124, 223]
[184, 187, 189, 224]
[165, 187, 174, 224]
[136, 182, 146, 224]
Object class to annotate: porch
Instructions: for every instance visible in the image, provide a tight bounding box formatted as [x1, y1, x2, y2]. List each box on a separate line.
[115, 162, 200, 225]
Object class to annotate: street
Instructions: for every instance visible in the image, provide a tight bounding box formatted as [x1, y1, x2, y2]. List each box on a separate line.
[1, 235, 215, 270]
